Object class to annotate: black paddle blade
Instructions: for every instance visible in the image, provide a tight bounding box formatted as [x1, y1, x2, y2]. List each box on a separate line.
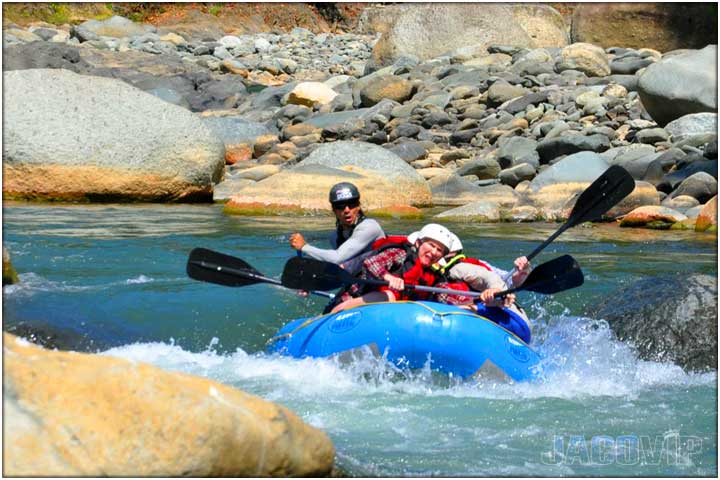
[281, 256, 350, 291]
[568, 165, 635, 227]
[186, 248, 264, 287]
[522, 254, 584, 294]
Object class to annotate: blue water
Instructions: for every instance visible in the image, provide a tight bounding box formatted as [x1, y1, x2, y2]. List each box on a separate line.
[2, 203, 717, 476]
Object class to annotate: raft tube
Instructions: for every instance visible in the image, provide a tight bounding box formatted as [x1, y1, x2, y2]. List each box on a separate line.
[266, 301, 542, 382]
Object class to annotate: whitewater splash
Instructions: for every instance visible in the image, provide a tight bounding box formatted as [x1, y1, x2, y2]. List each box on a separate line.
[101, 315, 716, 402]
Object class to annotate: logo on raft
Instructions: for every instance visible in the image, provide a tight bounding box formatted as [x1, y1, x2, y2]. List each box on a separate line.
[505, 336, 530, 363]
[328, 311, 361, 333]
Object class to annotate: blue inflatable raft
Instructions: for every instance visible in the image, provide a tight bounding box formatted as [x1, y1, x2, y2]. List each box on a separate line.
[266, 301, 542, 382]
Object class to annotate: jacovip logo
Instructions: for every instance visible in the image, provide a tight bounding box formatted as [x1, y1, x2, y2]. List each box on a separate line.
[542, 432, 703, 466]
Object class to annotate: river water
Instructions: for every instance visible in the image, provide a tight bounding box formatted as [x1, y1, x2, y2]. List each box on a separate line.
[2, 203, 717, 476]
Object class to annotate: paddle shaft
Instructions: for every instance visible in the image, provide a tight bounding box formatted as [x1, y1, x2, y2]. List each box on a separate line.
[352, 276, 514, 299]
[190, 259, 335, 299]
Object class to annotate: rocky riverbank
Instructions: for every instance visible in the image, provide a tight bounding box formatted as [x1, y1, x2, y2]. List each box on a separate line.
[2, 5, 717, 232]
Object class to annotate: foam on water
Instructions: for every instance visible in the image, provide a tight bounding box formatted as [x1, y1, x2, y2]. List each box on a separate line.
[3, 272, 183, 297]
[100, 314, 716, 403]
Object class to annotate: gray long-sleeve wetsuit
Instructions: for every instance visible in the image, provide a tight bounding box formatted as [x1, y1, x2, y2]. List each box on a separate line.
[300, 218, 386, 264]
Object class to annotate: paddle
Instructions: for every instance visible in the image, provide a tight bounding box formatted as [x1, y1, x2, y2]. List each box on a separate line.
[280, 254, 583, 299]
[186, 247, 335, 299]
[524, 165, 635, 262]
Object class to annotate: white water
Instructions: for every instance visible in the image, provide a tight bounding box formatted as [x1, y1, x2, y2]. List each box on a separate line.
[99, 317, 716, 476]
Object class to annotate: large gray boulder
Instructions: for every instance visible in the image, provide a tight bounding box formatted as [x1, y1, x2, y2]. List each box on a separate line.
[224, 142, 432, 214]
[587, 274, 717, 372]
[370, 4, 534, 67]
[637, 45, 718, 126]
[3, 69, 224, 202]
[3, 42, 248, 112]
[72, 15, 153, 40]
[664, 113, 718, 143]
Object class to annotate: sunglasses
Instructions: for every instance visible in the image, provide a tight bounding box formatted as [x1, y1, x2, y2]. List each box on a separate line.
[332, 200, 360, 210]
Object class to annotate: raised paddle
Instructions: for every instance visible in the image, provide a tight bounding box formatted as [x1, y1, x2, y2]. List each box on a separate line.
[524, 165, 635, 262]
[280, 254, 583, 299]
[186, 247, 335, 299]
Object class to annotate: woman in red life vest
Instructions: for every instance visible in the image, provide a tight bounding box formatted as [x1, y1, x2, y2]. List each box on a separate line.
[330, 223, 455, 313]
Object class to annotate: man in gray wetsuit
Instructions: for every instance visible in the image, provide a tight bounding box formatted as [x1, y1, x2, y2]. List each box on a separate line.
[289, 182, 386, 266]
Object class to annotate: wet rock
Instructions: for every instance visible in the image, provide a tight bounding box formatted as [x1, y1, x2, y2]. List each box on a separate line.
[695, 195, 718, 232]
[3, 69, 224, 202]
[637, 45, 718, 126]
[212, 177, 256, 203]
[3, 333, 335, 476]
[619, 205, 687, 228]
[2, 247, 19, 286]
[587, 274, 717, 372]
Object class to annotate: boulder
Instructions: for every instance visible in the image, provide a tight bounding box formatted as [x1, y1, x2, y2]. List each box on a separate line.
[510, 4, 568, 47]
[657, 159, 719, 193]
[3, 247, 19, 286]
[604, 181, 660, 218]
[671, 172, 718, 203]
[572, 3, 718, 52]
[370, 4, 533, 67]
[486, 81, 529, 107]
[456, 156, 502, 180]
[430, 174, 516, 207]
[387, 141, 428, 163]
[225, 142, 431, 214]
[525, 152, 620, 218]
[3, 69, 224, 202]
[359, 75, 414, 107]
[499, 163, 537, 188]
[586, 274, 717, 372]
[637, 46, 718, 126]
[213, 177, 256, 203]
[556, 43, 611, 77]
[536, 134, 612, 163]
[73, 15, 150, 40]
[496, 136, 540, 169]
[3, 42, 248, 112]
[664, 113, 718, 143]
[3, 333, 334, 476]
[434, 200, 502, 222]
[695, 195, 718, 232]
[287, 82, 338, 107]
[619, 205, 687, 228]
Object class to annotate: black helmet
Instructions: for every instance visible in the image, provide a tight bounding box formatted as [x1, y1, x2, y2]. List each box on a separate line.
[329, 182, 360, 204]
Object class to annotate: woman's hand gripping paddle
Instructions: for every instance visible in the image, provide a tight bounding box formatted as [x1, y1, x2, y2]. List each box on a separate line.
[281, 255, 583, 299]
[186, 248, 335, 299]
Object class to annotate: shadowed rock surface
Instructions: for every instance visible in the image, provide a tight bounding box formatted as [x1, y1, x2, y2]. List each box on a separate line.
[586, 274, 718, 372]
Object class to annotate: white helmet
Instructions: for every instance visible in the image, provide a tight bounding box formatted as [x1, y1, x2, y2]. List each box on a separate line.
[448, 232, 463, 253]
[410, 223, 454, 252]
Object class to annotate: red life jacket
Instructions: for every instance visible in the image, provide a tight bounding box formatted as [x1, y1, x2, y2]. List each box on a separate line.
[368, 237, 439, 301]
